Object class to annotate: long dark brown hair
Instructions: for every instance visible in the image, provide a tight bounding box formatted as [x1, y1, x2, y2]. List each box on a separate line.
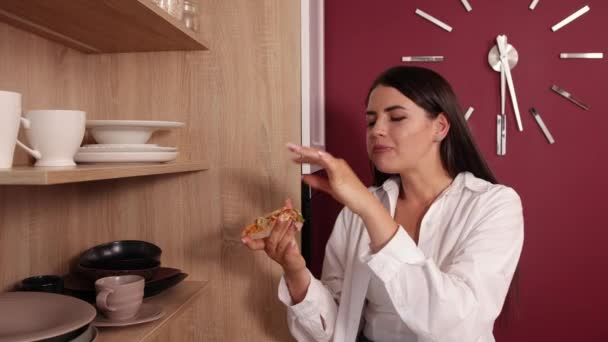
[367, 66, 519, 325]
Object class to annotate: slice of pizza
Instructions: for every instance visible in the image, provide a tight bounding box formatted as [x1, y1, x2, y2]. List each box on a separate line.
[242, 206, 305, 240]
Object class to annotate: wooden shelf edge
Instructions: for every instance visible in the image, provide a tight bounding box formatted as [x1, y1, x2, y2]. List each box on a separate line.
[0, 0, 208, 54]
[0, 161, 210, 185]
[97, 280, 208, 342]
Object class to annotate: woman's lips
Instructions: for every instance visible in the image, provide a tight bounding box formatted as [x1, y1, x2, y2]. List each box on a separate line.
[372, 145, 393, 153]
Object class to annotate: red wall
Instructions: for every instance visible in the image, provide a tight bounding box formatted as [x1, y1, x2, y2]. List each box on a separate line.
[310, 0, 608, 340]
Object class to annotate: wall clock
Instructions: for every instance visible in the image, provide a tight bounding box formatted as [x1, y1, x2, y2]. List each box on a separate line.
[402, 1, 603, 156]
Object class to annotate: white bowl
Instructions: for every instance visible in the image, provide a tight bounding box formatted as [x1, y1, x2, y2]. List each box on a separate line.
[89, 126, 153, 144]
[86, 120, 184, 145]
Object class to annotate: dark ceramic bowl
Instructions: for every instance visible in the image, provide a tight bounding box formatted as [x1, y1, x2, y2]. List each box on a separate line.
[75, 262, 160, 281]
[78, 240, 162, 270]
[20, 275, 64, 294]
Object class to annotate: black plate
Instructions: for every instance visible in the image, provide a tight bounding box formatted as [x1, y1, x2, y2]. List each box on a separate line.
[38, 324, 89, 342]
[63, 267, 188, 303]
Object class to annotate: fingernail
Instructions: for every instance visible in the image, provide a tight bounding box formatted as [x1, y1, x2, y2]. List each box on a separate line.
[241, 238, 248, 244]
[286, 142, 298, 150]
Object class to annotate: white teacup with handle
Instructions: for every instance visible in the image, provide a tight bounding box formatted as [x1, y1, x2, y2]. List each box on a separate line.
[0, 90, 36, 169]
[0, 90, 86, 168]
[24, 109, 86, 167]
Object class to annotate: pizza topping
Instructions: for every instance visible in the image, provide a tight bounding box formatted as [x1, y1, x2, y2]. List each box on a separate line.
[241, 206, 304, 239]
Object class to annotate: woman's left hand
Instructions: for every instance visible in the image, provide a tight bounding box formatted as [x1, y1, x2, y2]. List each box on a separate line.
[287, 143, 374, 215]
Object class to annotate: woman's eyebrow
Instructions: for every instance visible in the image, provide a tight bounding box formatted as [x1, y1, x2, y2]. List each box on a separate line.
[366, 105, 407, 115]
[384, 105, 407, 112]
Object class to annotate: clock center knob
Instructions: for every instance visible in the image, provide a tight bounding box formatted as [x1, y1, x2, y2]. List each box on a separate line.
[488, 43, 519, 72]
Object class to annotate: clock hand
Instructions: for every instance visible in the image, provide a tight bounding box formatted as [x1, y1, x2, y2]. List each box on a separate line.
[496, 35, 523, 131]
[501, 62, 505, 115]
[497, 36, 506, 115]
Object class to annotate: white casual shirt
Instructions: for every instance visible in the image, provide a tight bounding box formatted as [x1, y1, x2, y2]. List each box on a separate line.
[364, 272, 418, 341]
[363, 273, 416, 342]
[278, 172, 524, 342]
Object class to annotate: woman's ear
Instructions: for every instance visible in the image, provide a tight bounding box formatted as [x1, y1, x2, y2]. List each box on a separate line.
[433, 113, 450, 141]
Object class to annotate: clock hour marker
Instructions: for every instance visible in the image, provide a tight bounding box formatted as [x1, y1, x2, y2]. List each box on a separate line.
[501, 114, 507, 155]
[464, 107, 474, 121]
[401, 56, 444, 62]
[461, 0, 472, 12]
[551, 5, 590, 32]
[415, 9, 453, 32]
[529, 0, 540, 10]
[551, 85, 590, 110]
[560, 52, 603, 59]
[530, 108, 555, 144]
[496, 114, 506, 156]
[496, 115, 502, 155]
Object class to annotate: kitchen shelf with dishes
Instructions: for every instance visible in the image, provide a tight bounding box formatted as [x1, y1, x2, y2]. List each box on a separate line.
[0, 119, 208, 185]
[1, 240, 207, 342]
[0, 161, 209, 185]
[0, 0, 207, 53]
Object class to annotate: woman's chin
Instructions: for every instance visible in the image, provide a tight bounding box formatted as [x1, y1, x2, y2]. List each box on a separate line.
[372, 162, 401, 175]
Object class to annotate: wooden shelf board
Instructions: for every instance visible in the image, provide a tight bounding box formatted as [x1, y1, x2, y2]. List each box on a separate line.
[96, 280, 208, 342]
[0, 0, 208, 53]
[0, 161, 209, 185]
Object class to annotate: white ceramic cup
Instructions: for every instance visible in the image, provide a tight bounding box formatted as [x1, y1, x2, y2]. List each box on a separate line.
[95, 275, 145, 321]
[0, 90, 37, 169]
[24, 110, 86, 167]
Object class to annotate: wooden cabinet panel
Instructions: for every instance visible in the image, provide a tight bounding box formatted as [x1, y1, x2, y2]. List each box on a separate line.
[0, 0, 207, 53]
[0, 0, 300, 340]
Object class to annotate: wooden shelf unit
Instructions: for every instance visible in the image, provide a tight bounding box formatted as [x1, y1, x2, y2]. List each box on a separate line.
[96, 281, 207, 342]
[0, 161, 209, 185]
[0, 0, 208, 53]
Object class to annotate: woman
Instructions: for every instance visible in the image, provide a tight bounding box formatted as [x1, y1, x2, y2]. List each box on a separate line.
[243, 66, 524, 342]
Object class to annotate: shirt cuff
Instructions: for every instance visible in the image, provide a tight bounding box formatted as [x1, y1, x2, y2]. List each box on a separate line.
[278, 269, 322, 317]
[364, 227, 426, 282]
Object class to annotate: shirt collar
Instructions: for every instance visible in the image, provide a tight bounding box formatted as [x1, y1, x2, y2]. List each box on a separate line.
[378, 171, 490, 198]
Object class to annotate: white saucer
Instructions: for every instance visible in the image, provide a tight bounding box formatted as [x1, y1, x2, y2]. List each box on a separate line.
[79, 145, 177, 153]
[83, 144, 158, 147]
[74, 151, 178, 163]
[86, 120, 184, 129]
[93, 303, 165, 327]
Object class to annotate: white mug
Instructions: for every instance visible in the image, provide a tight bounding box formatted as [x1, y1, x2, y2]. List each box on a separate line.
[0, 90, 37, 169]
[95, 275, 145, 321]
[24, 110, 86, 167]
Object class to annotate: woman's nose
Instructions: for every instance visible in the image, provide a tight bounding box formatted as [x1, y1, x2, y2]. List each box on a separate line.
[370, 119, 387, 137]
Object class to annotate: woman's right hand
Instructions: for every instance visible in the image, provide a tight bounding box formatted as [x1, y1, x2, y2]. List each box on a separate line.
[242, 200, 306, 276]
[286, 143, 375, 216]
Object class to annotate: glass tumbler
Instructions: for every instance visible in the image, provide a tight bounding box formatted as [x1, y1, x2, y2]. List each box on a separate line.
[183, 0, 199, 32]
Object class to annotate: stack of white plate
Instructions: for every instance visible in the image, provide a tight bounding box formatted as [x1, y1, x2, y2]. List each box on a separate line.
[75, 120, 182, 163]
[75, 144, 178, 163]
